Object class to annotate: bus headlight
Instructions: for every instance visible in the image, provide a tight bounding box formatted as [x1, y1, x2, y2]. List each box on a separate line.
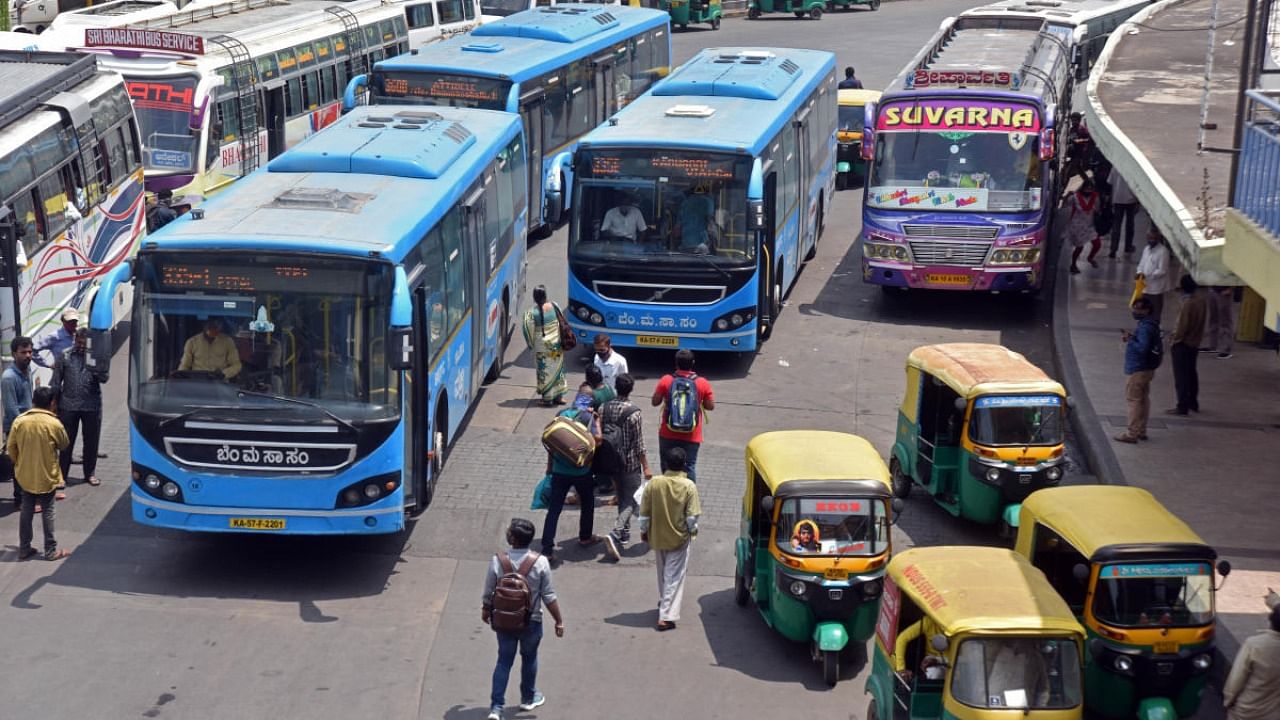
[144, 474, 162, 490]
[992, 249, 1009, 263]
[567, 300, 605, 327]
[1192, 654, 1212, 670]
[990, 246, 1041, 265]
[576, 306, 590, 320]
[715, 319, 729, 331]
[710, 308, 755, 333]
[335, 472, 401, 509]
[892, 246, 909, 261]
[363, 483, 382, 500]
[590, 312, 603, 324]
[161, 482, 180, 499]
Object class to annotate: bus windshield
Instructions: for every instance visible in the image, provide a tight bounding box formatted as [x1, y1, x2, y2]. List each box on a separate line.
[481, 0, 530, 16]
[1093, 562, 1215, 628]
[968, 395, 1064, 446]
[371, 71, 511, 110]
[867, 129, 1043, 213]
[130, 252, 399, 422]
[125, 74, 200, 174]
[570, 149, 753, 267]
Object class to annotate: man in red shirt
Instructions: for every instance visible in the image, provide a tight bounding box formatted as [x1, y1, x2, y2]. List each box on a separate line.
[650, 349, 715, 482]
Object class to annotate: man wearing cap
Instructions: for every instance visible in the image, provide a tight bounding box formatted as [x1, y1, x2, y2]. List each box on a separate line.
[33, 307, 79, 369]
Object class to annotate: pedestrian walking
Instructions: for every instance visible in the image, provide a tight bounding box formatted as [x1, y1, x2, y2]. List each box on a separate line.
[540, 392, 601, 564]
[50, 328, 108, 488]
[1108, 171, 1140, 256]
[522, 285, 568, 407]
[482, 518, 563, 720]
[592, 333, 627, 391]
[1136, 228, 1173, 322]
[1168, 274, 1206, 416]
[838, 66, 863, 90]
[1114, 297, 1161, 444]
[1201, 285, 1236, 359]
[33, 307, 78, 369]
[650, 349, 715, 482]
[1067, 177, 1103, 273]
[600, 373, 651, 562]
[1062, 113, 1093, 189]
[640, 446, 701, 631]
[3, 335, 38, 507]
[10, 386, 71, 561]
[1223, 603, 1280, 720]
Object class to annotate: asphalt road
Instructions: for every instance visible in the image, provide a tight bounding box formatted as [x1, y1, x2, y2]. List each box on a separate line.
[0, 3, 1128, 719]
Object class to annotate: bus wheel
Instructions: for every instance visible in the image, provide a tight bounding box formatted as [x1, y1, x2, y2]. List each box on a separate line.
[484, 298, 508, 384]
[807, 199, 824, 260]
[890, 457, 912, 498]
[809, 6, 822, 19]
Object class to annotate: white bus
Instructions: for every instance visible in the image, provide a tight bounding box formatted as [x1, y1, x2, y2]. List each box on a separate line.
[392, 0, 485, 45]
[46, 0, 410, 201]
[0, 50, 144, 354]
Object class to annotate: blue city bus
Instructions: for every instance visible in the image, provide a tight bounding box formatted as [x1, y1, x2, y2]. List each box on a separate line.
[88, 106, 528, 534]
[548, 47, 837, 351]
[344, 3, 670, 234]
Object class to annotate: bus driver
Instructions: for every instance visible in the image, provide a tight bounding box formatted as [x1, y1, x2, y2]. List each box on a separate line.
[600, 191, 647, 241]
[178, 318, 242, 381]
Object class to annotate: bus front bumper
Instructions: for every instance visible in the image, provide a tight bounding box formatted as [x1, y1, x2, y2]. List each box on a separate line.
[862, 261, 1040, 292]
[566, 319, 757, 352]
[131, 491, 406, 535]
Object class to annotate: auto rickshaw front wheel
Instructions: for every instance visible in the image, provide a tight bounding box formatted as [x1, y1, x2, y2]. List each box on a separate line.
[809, 6, 823, 19]
[748, 6, 760, 17]
[711, 16, 720, 29]
[890, 457, 912, 498]
[733, 566, 750, 606]
[865, 698, 878, 720]
[822, 648, 839, 686]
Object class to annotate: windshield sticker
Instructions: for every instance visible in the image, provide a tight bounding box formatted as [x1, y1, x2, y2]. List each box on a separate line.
[870, 187, 987, 211]
[975, 395, 1062, 408]
[1100, 563, 1211, 579]
[878, 100, 1041, 133]
[1008, 132, 1028, 151]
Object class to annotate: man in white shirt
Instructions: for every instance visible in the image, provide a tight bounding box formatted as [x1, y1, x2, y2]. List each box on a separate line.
[592, 333, 628, 390]
[599, 194, 647, 241]
[1109, 172, 1140, 256]
[1136, 228, 1173, 322]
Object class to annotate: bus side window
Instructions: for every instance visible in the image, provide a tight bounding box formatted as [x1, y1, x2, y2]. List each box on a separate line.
[418, 229, 446, 360]
[407, 3, 435, 28]
[439, 0, 464, 24]
[440, 207, 469, 334]
[103, 126, 130, 187]
[218, 99, 240, 142]
[463, 0, 475, 21]
[303, 72, 320, 111]
[286, 78, 303, 119]
[10, 191, 43, 258]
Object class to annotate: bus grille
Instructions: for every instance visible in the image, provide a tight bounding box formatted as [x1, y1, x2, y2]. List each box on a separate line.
[907, 240, 992, 267]
[902, 224, 999, 239]
[592, 282, 725, 305]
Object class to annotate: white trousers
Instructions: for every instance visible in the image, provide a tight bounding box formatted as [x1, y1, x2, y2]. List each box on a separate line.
[655, 543, 690, 622]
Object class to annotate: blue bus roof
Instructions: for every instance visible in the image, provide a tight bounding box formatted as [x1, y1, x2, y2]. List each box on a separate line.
[578, 47, 835, 156]
[145, 106, 522, 262]
[375, 4, 668, 83]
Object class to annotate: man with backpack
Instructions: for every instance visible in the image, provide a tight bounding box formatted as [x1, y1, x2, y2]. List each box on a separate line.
[540, 392, 602, 565]
[482, 518, 564, 720]
[598, 373, 651, 562]
[1115, 296, 1161, 444]
[146, 189, 178, 233]
[650, 349, 715, 481]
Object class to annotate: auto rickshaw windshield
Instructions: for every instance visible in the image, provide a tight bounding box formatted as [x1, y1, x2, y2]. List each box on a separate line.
[1092, 562, 1215, 628]
[950, 637, 1082, 710]
[775, 497, 889, 556]
[838, 104, 864, 134]
[969, 394, 1065, 446]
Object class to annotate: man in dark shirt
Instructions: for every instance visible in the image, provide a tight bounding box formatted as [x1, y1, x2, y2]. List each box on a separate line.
[1168, 274, 1207, 415]
[838, 66, 863, 89]
[601, 373, 651, 561]
[1115, 297, 1161, 443]
[50, 328, 109, 487]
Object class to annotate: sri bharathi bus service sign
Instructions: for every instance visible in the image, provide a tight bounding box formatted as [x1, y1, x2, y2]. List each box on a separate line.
[877, 99, 1041, 133]
[84, 28, 206, 55]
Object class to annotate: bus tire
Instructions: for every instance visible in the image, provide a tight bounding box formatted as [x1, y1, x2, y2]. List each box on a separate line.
[807, 198, 823, 260]
[484, 296, 509, 384]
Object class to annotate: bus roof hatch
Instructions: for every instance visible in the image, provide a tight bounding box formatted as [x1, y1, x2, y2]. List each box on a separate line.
[473, 5, 620, 44]
[268, 110, 476, 179]
[654, 48, 801, 101]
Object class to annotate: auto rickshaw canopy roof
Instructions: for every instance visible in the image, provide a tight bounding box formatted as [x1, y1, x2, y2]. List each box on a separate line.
[745, 431, 891, 497]
[838, 88, 882, 106]
[1020, 486, 1212, 561]
[888, 546, 1084, 638]
[907, 343, 1066, 400]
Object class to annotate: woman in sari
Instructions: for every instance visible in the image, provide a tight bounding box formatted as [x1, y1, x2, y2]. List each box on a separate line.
[522, 285, 568, 406]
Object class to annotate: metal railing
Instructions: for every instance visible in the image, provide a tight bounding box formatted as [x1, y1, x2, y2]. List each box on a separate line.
[1235, 89, 1280, 238]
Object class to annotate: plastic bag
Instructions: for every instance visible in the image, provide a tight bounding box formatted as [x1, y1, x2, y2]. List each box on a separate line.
[531, 474, 553, 511]
[1129, 275, 1146, 308]
[633, 480, 648, 509]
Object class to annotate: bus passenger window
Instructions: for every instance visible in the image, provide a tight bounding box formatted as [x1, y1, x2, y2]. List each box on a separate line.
[37, 172, 72, 239]
[407, 3, 435, 28]
[319, 66, 338, 104]
[10, 192, 42, 258]
[439, 0, 464, 24]
[286, 79, 303, 118]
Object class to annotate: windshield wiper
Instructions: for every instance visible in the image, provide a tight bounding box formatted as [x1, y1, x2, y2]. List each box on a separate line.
[234, 388, 357, 434]
[681, 249, 732, 280]
[158, 404, 247, 430]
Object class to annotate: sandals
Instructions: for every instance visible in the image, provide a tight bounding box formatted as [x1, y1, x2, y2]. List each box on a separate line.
[18, 548, 38, 560]
[577, 535, 602, 547]
[87, 476, 101, 487]
[44, 549, 70, 562]
[656, 621, 677, 632]
[54, 492, 66, 501]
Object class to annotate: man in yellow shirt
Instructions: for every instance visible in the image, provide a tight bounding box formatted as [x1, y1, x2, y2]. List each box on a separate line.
[9, 387, 70, 561]
[178, 318, 241, 380]
[639, 446, 701, 631]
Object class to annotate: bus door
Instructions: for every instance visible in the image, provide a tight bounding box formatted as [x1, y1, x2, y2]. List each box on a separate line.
[463, 181, 489, 394]
[592, 51, 619, 124]
[519, 95, 544, 224]
[758, 169, 778, 339]
[263, 85, 287, 159]
[0, 209, 18, 344]
[404, 285, 430, 509]
[793, 108, 813, 255]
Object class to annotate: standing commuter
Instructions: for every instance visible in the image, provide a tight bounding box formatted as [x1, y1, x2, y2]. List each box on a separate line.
[540, 392, 602, 565]
[33, 307, 78, 369]
[651, 349, 715, 482]
[522, 285, 568, 407]
[3, 336, 36, 506]
[838, 66, 863, 89]
[1114, 297, 1161, 444]
[1108, 171, 1140, 256]
[1136, 228, 1174, 322]
[592, 333, 627, 391]
[1201, 285, 1236, 359]
[640, 446, 701, 631]
[1223, 603, 1280, 720]
[50, 328, 108, 488]
[10, 386, 70, 561]
[601, 373, 651, 561]
[1168, 274, 1207, 416]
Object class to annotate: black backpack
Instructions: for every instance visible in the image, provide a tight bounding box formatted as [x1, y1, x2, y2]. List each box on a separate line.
[593, 403, 639, 475]
[489, 551, 539, 634]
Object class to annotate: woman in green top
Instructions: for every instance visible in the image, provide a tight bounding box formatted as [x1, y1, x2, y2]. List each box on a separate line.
[522, 285, 568, 406]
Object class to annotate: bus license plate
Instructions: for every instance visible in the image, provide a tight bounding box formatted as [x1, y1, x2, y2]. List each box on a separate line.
[824, 568, 849, 581]
[1153, 641, 1179, 654]
[925, 273, 970, 285]
[636, 335, 679, 347]
[229, 518, 286, 531]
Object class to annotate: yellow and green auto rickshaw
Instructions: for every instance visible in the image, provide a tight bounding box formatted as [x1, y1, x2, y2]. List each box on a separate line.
[747, 0, 826, 21]
[1016, 486, 1231, 720]
[660, 0, 721, 30]
[865, 546, 1086, 720]
[736, 430, 900, 686]
[891, 343, 1069, 532]
[837, 88, 881, 190]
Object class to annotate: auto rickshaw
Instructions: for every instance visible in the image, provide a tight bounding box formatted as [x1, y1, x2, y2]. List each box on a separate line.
[1015, 486, 1231, 720]
[736, 431, 900, 686]
[837, 88, 881, 190]
[891, 343, 1068, 531]
[747, 0, 826, 21]
[865, 546, 1086, 720]
[661, 0, 721, 30]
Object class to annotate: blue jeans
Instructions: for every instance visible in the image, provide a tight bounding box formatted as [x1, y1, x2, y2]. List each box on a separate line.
[658, 437, 700, 481]
[490, 620, 543, 710]
[540, 472, 595, 556]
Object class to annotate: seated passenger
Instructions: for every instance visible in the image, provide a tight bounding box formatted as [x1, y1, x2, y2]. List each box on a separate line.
[894, 615, 945, 680]
[678, 184, 715, 251]
[178, 318, 242, 380]
[791, 519, 820, 552]
[599, 192, 647, 241]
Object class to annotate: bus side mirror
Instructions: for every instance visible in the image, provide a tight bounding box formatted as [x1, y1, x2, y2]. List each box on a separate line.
[86, 329, 112, 370]
[343, 74, 369, 113]
[1039, 128, 1055, 161]
[388, 326, 414, 371]
[388, 265, 413, 370]
[760, 495, 774, 515]
[1073, 563, 1090, 584]
[861, 101, 877, 161]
